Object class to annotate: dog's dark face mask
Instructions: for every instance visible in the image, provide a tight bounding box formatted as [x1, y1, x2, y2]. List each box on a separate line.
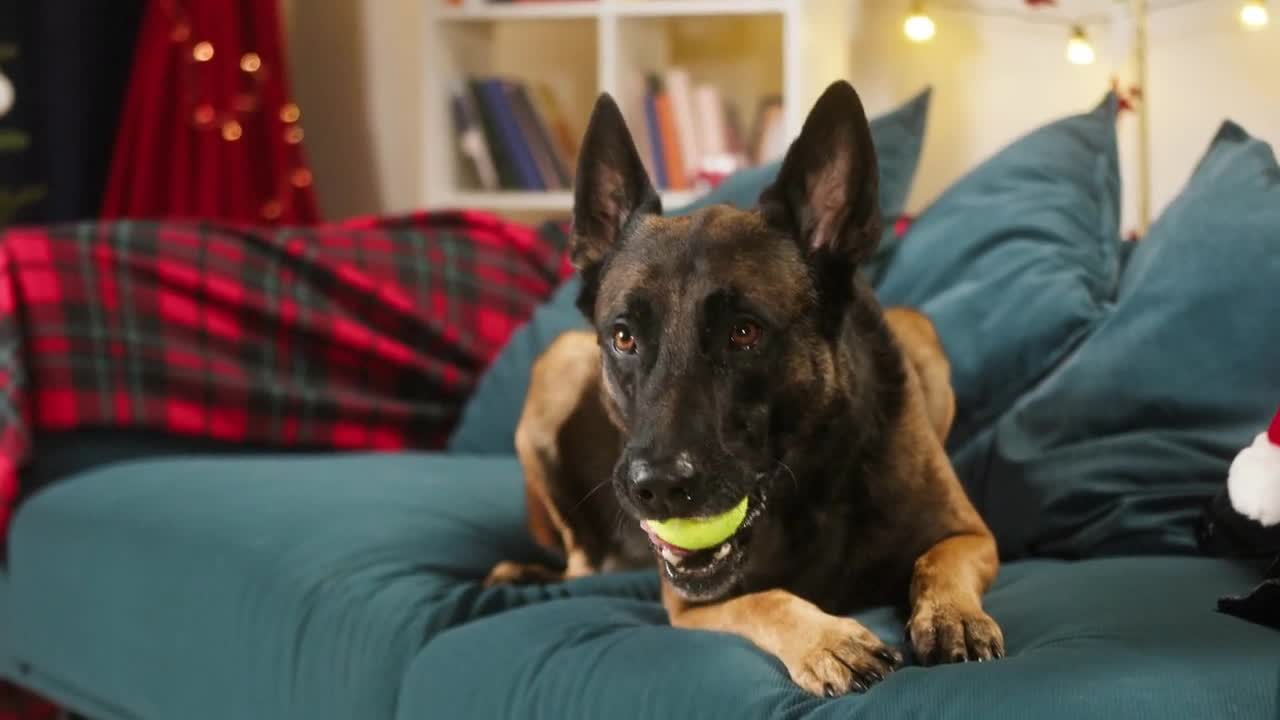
[568, 81, 883, 601]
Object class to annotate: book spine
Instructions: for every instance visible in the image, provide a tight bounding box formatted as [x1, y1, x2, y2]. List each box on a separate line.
[643, 88, 669, 190]
[655, 92, 687, 190]
[511, 82, 571, 188]
[468, 79, 520, 189]
[477, 78, 544, 190]
[451, 87, 499, 190]
[664, 68, 701, 180]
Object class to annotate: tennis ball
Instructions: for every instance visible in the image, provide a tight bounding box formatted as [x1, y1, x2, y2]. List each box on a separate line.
[647, 496, 749, 550]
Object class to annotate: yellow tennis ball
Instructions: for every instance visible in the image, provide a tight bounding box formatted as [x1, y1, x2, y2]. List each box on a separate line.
[647, 496, 749, 550]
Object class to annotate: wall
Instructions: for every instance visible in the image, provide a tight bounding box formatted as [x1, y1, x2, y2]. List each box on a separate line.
[281, 0, 426, 219]
[847, 0, 1280, 233]
[281, 0, 1279, 229]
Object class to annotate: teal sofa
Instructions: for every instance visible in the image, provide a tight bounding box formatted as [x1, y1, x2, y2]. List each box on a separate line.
[5, 94, 1280, 718]
[1, 434, 1277, 719]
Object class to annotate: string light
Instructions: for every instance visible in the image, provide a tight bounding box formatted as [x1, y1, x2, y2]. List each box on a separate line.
[157, 0, 314, 223]
[191, 41, 214, 62]
[1241, 0, 1269, 28]
[1066, 25, 1096, 65]
[904, 2, 937, 42]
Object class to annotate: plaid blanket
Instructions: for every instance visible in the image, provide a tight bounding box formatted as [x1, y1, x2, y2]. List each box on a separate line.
[0, 210, 573, 541]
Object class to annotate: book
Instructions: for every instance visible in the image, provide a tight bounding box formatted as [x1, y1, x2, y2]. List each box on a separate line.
[467, 79, 519, 188]
[648, 74, 686, 190]
[450, 85, 499, 191]
[473, 77, 544, 190]
[505, 80, 569, 189]
[748, 95, 784, 165]
[664, 68, 700, 182]
[693, 84, 727, 161]
[528, 83, 579, 177]
[642, 81, 669, 190]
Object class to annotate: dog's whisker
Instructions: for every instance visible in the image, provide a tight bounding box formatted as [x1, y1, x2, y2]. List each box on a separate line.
[570, 476, 613, 513]
[776, 459, 799, 493]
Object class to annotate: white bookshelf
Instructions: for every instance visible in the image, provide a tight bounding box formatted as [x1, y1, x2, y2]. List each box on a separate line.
[422, 0, 853, 216]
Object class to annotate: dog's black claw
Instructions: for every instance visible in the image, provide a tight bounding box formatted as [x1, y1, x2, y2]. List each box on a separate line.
[865, 669, 883, 684]
[824, 684, 837, 698]
[850, 679, 867, 694]
[874, 647, 901, 667]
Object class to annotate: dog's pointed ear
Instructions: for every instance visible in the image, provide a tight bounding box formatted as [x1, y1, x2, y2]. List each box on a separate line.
[569, 93, 661, 272]
[758, 81, 880, 265]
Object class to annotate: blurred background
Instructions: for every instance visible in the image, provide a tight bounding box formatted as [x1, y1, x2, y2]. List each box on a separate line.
[1, 0, 1276, 237]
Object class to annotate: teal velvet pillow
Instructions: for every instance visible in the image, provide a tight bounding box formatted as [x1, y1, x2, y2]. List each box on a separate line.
[982, 121, 1280, 559]
[448, 89, 933, 454]
[875, 94, 1120, 468]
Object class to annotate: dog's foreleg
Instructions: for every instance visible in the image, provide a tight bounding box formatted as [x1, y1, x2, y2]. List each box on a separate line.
[906, 532, 1004, 664]
[661, 581, 902, 697]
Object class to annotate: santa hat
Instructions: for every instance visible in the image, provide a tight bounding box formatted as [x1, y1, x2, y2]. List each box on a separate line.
[1227, 405, 1280, 528]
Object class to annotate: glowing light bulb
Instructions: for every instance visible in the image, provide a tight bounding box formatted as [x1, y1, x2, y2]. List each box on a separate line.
[1241, 1, 1269, 29]
[1066, 26, 1095, 65]
[904, 5, 936, 43]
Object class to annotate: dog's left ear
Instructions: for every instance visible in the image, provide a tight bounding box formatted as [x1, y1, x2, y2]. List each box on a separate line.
[759, 81, 880, 265]
[569, 93, 661, 273]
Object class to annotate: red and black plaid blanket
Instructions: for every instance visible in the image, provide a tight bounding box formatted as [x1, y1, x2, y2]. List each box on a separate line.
[0, 209, 573, 540]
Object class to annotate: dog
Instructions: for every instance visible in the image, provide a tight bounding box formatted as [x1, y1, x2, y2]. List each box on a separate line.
[485, 79, 1004, 697]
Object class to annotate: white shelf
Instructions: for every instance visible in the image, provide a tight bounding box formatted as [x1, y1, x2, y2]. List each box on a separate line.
[615, 1, 789, 17]
[436, 0, 789, 21]
[437, 2, 602, 21]
[441, 189, 703, 211]
[422, 0, 852, 218]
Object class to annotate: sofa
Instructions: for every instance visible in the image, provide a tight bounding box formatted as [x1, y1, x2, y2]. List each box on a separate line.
[3, 91, 1280, 718]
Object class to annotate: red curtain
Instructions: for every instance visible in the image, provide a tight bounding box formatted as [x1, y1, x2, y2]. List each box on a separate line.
[101, 0, 320, 225]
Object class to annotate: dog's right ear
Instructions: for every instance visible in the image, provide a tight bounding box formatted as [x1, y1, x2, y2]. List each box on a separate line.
[569, 93, 660, 274]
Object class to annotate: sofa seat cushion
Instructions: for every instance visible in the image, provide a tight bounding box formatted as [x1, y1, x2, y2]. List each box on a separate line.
[398, 556, 1280, 719]
[6, 452, 650, 720]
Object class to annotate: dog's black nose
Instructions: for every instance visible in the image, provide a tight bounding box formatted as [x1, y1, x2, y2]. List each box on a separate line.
[628, 455, 700, 518]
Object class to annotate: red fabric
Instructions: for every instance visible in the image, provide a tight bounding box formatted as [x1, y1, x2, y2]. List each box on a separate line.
[0, 684, 57, 720]
[100, 0, 319, 225]
[0, 210, 574, 542]
[893, 214, 914, 238]
[1268, 405, 1280, 446]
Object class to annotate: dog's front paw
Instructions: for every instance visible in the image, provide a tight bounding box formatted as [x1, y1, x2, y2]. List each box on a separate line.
[908, 600, 1004, 665]
[482, 560, 564, 587]
[779, 616, 903, 697]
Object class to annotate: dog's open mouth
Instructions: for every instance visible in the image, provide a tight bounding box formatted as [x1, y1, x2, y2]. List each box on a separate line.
[640, 497, 762, 583]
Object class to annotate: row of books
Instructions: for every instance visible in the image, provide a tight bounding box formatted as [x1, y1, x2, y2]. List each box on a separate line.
[451, 78, 580, 192]
[450, 71, 787, 193]
[626, 69, 785, 191]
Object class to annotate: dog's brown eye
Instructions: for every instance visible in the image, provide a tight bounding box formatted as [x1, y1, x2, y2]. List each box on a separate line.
[612, 325, 637, 354]
[729, 319, 761, 349]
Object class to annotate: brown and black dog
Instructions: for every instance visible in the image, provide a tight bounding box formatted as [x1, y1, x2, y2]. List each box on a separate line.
[485, 80, 1003, 697]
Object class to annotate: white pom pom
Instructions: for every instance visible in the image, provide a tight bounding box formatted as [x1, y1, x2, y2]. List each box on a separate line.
[1227, 432, 1280, 527]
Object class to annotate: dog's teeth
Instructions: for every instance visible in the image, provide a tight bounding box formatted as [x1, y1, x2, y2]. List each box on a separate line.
[715, 542, 732, 559]
[661, 547, 684, 566]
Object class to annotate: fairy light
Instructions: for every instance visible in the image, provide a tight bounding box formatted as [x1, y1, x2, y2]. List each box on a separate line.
[192, 41, 214, 62]
[1241, 0, 1269, 28]
[156, 0, 314, 223]
[1066, 25, 1096, 65]
[904, 2, 937, 42]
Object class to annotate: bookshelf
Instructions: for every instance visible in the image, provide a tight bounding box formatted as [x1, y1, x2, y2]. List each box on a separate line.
[423, 0, 853, 216]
